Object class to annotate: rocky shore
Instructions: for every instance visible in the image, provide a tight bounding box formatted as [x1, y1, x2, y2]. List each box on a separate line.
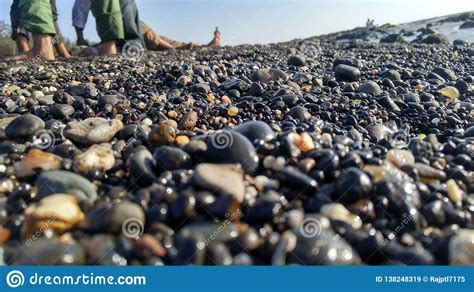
[0, 33, 473, 266]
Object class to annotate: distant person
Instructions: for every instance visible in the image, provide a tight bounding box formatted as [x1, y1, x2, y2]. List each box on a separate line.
[72, 0, 220, 52]
[7, 0, 71, 60]
[141, 22, 220, 50]
[73, 0, 142, 55]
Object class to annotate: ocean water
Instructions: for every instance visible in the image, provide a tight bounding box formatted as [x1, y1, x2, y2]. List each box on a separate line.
[0, 0, 472, 45]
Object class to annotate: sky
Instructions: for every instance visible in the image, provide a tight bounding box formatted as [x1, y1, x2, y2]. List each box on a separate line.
[0, 0, 472, 45]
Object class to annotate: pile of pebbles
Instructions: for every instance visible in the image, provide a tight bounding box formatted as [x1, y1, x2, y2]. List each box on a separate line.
[0, 39, 472, 266]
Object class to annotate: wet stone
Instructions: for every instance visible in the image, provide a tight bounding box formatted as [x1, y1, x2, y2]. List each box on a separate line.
[334, 64, 361, 82]
[5, 114, 45, 139]
[205, 130, 259, 174]
[35, 170, 98, 210]
[233, 121, 276, 144]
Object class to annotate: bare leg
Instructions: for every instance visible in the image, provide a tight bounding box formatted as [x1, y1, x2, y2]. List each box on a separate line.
[15, 35, 30, 53]
[55, 42, 71, 58]
[100, 41, 118, 55]
[3, 34, 55, 61]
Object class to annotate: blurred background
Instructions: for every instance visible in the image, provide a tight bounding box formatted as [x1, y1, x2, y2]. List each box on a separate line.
[0, 0, 472, 55]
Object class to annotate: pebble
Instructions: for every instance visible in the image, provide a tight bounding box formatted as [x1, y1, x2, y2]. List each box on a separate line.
[154, 146, 192, 171]
[320, 203, 363, 229]
[386, 149, 415, 168]
[73, 144, 115, 173]
[234, 121, 276, 144]
[448, 229, 474, 265]
[206, 130, 259, 174]
[35, 170, 98, 210]
[64, 118, 123, 145]
[14, 149, 62, 177]
[288, 55, 306, 66]
[5, 114, 45, 139]
[335, 64, 361, 81]
[178, 111, 198, 130]
[439, 86, 460, 100]
[22, 194, 84, 238]
[148, 124, 176, 146]
[193, 163, 245, 203]
[358, 81, 381, 96]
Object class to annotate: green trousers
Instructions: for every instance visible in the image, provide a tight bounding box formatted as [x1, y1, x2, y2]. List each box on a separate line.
[18, 0, 55, 35]
[91, 0, 125, 42]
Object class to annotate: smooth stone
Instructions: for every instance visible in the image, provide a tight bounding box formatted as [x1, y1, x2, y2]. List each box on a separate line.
[378, 96, 400, 111]
[439, 86, 460, 100]
[288, 55, 306, 66]
[98, 94, 121, 107]
[73, 144, 115, 173]
[380, 69, 401, 81]
[153, 146, 192, 171]
[22, 194, 84, 238]
[178, 111, 198, 130]
[320, 203, 363, 229]
[234, 121, 276, 143]
[431, 67, 457, 81]
[5, 114, 45, 139]
[107, 201, 145, 234]
[64, 117, 123, 145]
[250, 68, 289, 84]
[12, 238, 85, 265]
[193, 163, 245, 203]
[290, 216, 362, 265]
[14, 148, 62, 177]
[205, 130, 259, 174]
[358, 81, 381, 96]
[334, 64, 361, 82]
[446, 179, 463, 204]
[0, 116, 17, 130]
[287, 106, 311, 120]
[334, 167, 372, 203]
[134, 234, 167, 259]
[333, 57, 363, 68]
[412, 163, 446, 180]
[366, 123, 392, 142]
[35, 170, 98, 210]
[190, 83, 210, 94]
[449, 229, 474, 265]
[65, 83, 97, 97]
[50, 104, 74, 119]
[277, 166, 318, 194]
[386, 149, 415, 168]
[148, 124, 176, 146]
[128, 147, 160, 187]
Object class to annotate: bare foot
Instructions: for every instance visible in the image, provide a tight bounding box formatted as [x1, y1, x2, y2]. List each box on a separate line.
[207, 27, 221, 47]
[100, 41, 118, 55]
[55, 43, 72, 58]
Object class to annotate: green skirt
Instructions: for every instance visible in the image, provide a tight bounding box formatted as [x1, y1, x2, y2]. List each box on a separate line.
[18, 0, 55, 35]
[91, 0, 125, 42]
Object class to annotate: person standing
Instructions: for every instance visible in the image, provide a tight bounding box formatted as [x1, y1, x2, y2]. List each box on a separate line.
[8, 0, 70, 60]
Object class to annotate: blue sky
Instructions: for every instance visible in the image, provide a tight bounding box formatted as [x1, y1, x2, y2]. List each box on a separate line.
[0, 0, 472, 45]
